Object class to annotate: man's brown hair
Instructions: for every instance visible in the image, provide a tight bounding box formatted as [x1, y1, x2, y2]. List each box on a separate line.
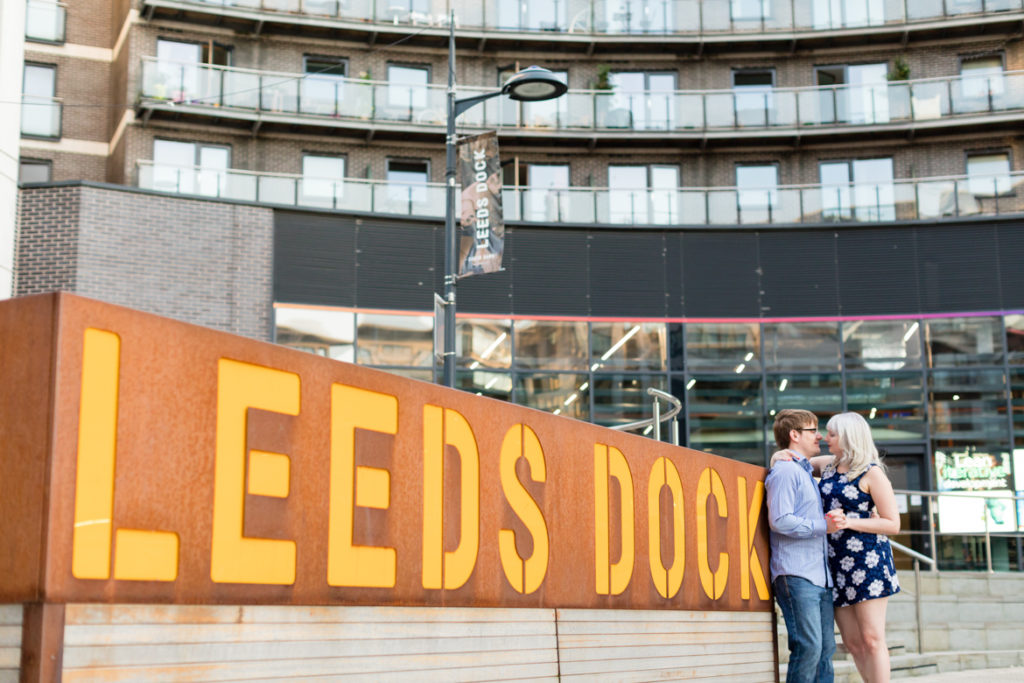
[773, 409, 818, 450]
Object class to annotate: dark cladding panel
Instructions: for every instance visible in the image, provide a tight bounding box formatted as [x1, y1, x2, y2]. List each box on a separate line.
[835, 228, 921, 316]
[681, 232, 760, 317]
[457, 229, 514, 315]
[996, 222, 1024, 309]
[356, 219, 440, 310]
[510, 229, 590, 316]
[915, 223, 1001, 313]
[274, 211, 356, 307]
[589, 231, 667, 318]
[665, 234, 684, 318]
[759, 231, 839, 317]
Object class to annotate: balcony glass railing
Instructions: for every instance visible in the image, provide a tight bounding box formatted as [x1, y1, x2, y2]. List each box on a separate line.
[20, 96, 62, 138]
[139, 59, 1024, 134]
[144, 0, 1024, 35]
[25, 1, 66, 43]
[137, 161, 1024, 226]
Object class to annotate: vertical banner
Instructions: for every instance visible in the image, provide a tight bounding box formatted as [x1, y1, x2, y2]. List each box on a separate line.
[457, 131, 504, 277]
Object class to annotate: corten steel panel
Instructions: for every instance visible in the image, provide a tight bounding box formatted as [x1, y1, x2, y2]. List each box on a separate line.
[0, 294, 57, 602]
[5, 293, 771, 613]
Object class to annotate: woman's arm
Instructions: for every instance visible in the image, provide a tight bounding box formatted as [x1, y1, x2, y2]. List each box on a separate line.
[833, 467, 901, 535]
[807, 455, 833, 477]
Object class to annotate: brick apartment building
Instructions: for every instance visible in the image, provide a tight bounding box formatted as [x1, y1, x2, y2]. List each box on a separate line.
[10, 0, 1024, 567]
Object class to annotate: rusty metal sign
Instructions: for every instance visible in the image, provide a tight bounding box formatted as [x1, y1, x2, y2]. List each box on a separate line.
[0, 293, 771, 612]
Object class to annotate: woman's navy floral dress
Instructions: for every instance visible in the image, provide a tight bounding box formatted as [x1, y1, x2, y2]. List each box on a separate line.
[819, 463, 900, 607]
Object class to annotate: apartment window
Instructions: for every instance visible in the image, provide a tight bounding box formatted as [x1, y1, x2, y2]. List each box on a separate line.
[733, 69, 775, 127]
[386, 159, 429, 210]
[736, 164, 778, 224]
[25, 0, 66, 43]
[956, 56, 1004, 113]
[300, 155, 345, 208]
[819, 157, 895, 221]
[301, 56, 347, 116]
[386, 64, 429, 120]
[967, 152, 1011, 197]
[605, 71, 676, 130]
[498, 0, 566, 31]
[154, 38, 231, 104]
[732, 0, 771, 21]
[22, 63, 59, 138]
[505, 163, 570, 222]
[152, 139, 230, 197]
[815, 63, 888, 124]
[19, 159, 52, 184]
[608, 165, 679, 224]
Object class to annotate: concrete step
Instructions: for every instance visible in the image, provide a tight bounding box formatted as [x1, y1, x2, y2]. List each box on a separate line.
[832, 650, 1024, 682]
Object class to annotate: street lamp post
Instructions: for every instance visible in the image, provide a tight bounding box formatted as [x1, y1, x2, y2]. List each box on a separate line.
[441, 12, 567, 388]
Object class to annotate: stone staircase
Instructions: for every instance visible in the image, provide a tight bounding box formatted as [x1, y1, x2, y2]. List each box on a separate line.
[778, 571, 1024, 681]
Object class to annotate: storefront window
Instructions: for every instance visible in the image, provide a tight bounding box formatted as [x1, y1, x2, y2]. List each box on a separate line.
[356, 312, 433, 367]
[591, 322, 665, 371]
[456, 318, 511, 369]
[516, 372, 590, 420]
[763, 322, 841, 372]
[1010, 368, 1024, 442]
[929, 369, 1009, 451]
[592, 374, 666, 428]
[513, 320, 588, 370]
[765, 374, 842, 430]
[457, 370, 513, 401]
[843, 319, 922, 371]
[846, 373, 925, 441]
[925, 316, 1003, 367]
[274, 306, 354, 362]
[1006, 314, 1024, 365]
[682, 375, 764, 465]
[684, 322, 761, 373]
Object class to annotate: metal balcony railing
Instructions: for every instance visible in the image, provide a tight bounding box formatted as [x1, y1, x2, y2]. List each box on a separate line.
[141, 0, 1024, 36]
[20, 95, 62, 138]
[136, 160, 1024, 226]
[138, 58, 1024, 135]
[25, 0, 66, 43]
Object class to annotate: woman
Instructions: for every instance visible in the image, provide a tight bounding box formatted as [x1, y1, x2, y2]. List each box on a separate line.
[773, 412, 901, 683]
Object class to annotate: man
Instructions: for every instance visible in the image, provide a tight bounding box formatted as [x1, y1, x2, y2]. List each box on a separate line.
[766, 409, 837, 683]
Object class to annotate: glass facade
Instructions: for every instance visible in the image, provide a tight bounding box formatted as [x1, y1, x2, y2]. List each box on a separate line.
[275, 308, 1023, 479]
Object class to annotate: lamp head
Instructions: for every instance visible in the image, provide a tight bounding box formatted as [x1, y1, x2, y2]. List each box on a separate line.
[502, 66, 568, 102]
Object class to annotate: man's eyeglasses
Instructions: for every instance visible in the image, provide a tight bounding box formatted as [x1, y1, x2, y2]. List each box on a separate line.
[796, 428, 819, 433]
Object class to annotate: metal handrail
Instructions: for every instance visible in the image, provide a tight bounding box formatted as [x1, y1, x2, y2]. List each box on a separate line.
[890, 539, 935, 568]
[609, 387, 682, 445]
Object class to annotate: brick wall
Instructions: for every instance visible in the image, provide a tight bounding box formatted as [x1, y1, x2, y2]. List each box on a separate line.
[15, 184, 274, 341]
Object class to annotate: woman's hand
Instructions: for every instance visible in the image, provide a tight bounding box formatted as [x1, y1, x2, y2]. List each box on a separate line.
[769, 450, 793, 467]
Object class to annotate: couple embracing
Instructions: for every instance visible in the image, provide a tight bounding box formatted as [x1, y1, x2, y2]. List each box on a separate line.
[766, 409, 902, 683]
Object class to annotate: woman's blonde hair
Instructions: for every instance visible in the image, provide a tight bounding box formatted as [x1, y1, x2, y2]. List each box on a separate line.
[826, 412, 883, 479]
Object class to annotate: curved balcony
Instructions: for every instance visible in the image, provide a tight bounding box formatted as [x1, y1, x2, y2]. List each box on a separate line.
[137, 160, 1024, 226]
[138, 58, 1024, 143]
[140, 0, 1024, 43]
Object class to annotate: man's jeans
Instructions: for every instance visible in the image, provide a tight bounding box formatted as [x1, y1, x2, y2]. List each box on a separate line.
[774, 575, 835, 683]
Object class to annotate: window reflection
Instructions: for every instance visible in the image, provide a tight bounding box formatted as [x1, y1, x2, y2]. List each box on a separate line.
[843, 320, 921, 371]
[929, 369, 1009, 450]
[275, 306, 355, 362]
[356, 313, 433, 367]
[766, 374, 842, 430]
[591, 322, 665, 371]
[846, 373, 925, 440]
[1011, 369, 1024, 440]
[592, 374, 666, 428]
[514, 320, 588, 370]
[683, 375, 764, 466]
[457, 318, 511, 368]
[458, 370, 513, 400]
[763, 322, 841, 372]
[516, 372, 590, 420]
[926, 317, 1003, 367]
[685, 322, 761, 373]
[1007, 315, 1024, 365]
